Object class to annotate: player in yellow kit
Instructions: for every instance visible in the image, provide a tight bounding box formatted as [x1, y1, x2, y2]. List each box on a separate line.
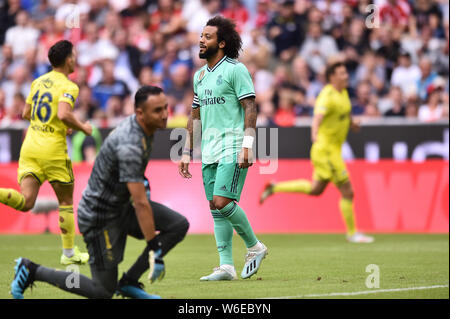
[0, 40, 92, 263]
[260, 61, 374, 243]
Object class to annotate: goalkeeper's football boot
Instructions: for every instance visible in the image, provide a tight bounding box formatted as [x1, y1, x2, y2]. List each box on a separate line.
[346, 232, 374, 243]
[241, 242, 268, 279]
[200, 265, 237, 281]
[60, 246, 89, 265]
[259, 182, 275, 205]
[10, 257, 37, 299]
[116, 273, 161, 299]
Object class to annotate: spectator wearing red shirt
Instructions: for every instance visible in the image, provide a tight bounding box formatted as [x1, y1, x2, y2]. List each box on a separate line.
[379, 0, 411, 29]
[222, 0, 249, 33]
[254, 0, 271, 29]
[274, 83, 296, 127]
[148, 0, 184, 36]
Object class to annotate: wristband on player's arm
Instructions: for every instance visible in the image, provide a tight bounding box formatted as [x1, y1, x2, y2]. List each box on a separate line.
[242, 136, 254, 149]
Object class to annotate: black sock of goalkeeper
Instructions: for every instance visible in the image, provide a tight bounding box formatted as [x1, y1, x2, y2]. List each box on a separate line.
[125, 236, 162, 281]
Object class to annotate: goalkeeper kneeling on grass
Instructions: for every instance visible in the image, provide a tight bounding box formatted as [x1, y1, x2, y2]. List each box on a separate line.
[10, 86, 189, 299]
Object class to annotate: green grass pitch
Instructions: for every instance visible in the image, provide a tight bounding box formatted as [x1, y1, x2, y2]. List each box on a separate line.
[0, 234, 448, 299]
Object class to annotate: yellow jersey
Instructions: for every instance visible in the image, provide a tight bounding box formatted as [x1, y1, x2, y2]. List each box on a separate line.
[313, 84, 351, 148]
[21, 70, 79, 160]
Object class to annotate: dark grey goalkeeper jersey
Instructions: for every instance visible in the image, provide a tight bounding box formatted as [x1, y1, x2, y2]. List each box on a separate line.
[77, 115, 153, 232]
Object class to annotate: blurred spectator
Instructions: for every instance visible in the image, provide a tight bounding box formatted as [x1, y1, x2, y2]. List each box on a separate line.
[371, 25, 402, 77]
[166, 63, 191, 102]
[1, 91, 24, 125]
[120, 0, 146, 28]
[1, 64, 31, 110]
[381, 86, 406, 117]
[71, 125, 102, 163]
[0, 0, 22, 46]
[405, 99, 419, 118]
[148, 0, 184, 36]
[417, 56, 438, 102]
[77, 22, 103, 67]
[363, 101, 381, 119]
[222, 0, 249, 33]
[300, 22, 338, 74]
[266, 0, 303, 62]
[73, 85, 99, 121]
[241, 27, 272, 69]
[113, 28, 142, 86]
[379, 0, 411, 30]
[292, 86, 311, 117]
[138, 66, 157, 86]
[30, 0, 56, 26]
[105, 95, 125, 120]
[152, 37, 192, 91]
[253, 0, 271, 29]
[92, 60, 130, 110]
[354, 50, 386, 94]
[4, 10, 39, 59]
[390, 51, 421, 96]
[413, 0, 444, 31]
[352, 81, 372, 116]
[256, 100, 276, 127]
[184, 0, 221, 45]
[418, 87, 446, 122]
[127, 14, 152, 52]
[273, 83, 296, 127]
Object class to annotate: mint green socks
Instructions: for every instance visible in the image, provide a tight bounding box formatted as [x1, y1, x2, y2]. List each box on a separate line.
[218, 201, 258, 249]
[211, 209, 234, 266]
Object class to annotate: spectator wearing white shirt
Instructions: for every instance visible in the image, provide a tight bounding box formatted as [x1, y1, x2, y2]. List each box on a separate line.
[300, 22, 338, 74]
[390, 51, 421, 96]
[4, 10, 39, 60]
[0, 64, 31, 111]
[418, 87, 446, 122]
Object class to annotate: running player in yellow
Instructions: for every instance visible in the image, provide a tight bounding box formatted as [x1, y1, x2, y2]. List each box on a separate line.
[260, 61, 374, 243]
[0, 40, 92, 263]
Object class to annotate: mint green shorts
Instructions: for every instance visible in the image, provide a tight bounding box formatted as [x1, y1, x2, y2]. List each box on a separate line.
[202, 161, 248, 202]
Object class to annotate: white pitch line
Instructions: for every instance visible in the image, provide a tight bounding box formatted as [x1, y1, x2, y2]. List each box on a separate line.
[261, 284, 449, 299]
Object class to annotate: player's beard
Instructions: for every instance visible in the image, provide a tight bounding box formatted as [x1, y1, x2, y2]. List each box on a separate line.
[199, 43, 219, 59]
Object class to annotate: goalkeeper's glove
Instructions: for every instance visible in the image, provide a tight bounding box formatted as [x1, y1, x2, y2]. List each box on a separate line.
[147, 236, 165, 284]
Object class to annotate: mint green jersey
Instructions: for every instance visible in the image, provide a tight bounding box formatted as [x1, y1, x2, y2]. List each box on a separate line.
[192, 56, 255, 164]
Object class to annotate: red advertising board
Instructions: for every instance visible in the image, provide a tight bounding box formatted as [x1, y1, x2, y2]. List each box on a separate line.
[0, 160, 448, 234]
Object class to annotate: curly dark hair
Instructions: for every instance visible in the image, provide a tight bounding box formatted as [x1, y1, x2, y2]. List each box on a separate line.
[48, 40, 73, 68]
[206, 15, 242, 59]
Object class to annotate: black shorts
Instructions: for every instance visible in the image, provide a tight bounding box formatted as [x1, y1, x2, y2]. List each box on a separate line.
[82, 200, 186, 270]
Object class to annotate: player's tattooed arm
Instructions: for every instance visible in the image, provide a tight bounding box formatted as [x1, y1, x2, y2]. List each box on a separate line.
[185, 107, 200, 152]
[239, 97, 257, 168]
[179, 107, 200, 178]
[240, 97, 257, 133]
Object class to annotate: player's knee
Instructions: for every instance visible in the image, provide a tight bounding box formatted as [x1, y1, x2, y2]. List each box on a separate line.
[209, 201, 216, 210]
[173, 218, 190, 241]
[309, 187, 324, 196]
[21, 197, 35, 212]
[212, 197, 232, 211]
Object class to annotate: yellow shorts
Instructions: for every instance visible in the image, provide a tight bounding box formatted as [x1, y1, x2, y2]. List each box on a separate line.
[310, 144, 349, 186]
[17, 155, 74, 185]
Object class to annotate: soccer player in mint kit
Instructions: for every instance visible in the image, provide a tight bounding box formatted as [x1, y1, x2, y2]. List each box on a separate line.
[179, 16, 268, 281]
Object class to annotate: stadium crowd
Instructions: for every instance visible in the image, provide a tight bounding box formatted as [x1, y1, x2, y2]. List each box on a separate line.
[0, 0, 449, 129]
